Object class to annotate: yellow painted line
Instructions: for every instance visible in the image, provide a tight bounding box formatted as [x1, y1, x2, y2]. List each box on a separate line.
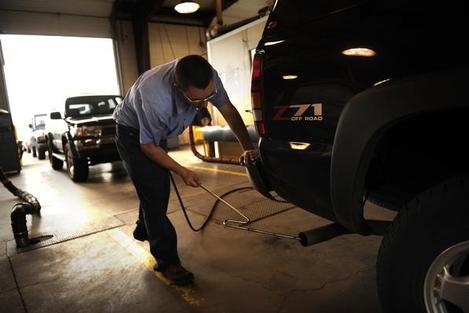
[108, 228, 203, 307]
[189, 165, 247, 177]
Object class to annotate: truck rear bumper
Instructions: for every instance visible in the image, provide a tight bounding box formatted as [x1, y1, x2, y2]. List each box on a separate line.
[245, 161, 275, 200]
[246, 137, 337, 222]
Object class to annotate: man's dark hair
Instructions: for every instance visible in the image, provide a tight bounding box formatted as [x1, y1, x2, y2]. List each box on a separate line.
[175, 55, 213, 90]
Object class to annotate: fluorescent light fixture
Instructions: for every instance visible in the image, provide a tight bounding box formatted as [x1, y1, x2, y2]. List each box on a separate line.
[174, 1, 200, 14]
[342, 47, 376, 57]
[264, 40, 285, 46]
[282, 74, 298, 80]
[289, 142, 311, 150]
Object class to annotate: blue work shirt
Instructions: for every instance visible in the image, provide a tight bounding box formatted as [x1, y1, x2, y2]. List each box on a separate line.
[113, 59, 230, 145]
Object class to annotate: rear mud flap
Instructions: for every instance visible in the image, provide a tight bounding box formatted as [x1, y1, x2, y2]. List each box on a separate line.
[244, 161, 278, 201]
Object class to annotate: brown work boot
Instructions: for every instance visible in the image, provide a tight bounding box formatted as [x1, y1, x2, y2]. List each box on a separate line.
[160, 264, 194, 286]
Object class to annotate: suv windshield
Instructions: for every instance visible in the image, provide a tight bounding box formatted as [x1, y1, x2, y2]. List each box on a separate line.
[33, 114, 47, 130]
[65, 96, 122, 118]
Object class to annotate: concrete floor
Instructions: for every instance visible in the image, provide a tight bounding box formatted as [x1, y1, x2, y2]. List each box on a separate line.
[0, 146, 396, 313]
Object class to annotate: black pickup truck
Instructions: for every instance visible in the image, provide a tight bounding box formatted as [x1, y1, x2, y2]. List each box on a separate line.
[47, 95, 122, 182]
[247, 1, 469, 312]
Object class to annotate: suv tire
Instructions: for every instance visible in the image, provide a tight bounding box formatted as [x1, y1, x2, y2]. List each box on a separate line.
[65, 143, 89, 182]
[37, 146, 46, 160]
[377, 176, 469, 313]
[48, 141, 63, 170]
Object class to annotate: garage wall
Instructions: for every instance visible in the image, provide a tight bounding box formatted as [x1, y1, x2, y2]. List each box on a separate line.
[113, 20, 139, 96]
[114, 22, 207, 100]
[207, 16, 267, 126]
[149, 23, 206, 67]
[148, 23, 206, 145]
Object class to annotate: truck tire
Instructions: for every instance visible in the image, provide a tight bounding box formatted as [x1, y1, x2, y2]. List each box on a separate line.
[65, 143, 88, 182]
[48, 142, 63, 170]
[37, 146, 46, 160]
[376, 175, 469, 313]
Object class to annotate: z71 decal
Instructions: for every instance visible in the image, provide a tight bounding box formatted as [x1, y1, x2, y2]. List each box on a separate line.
[272, 103, 323, 121]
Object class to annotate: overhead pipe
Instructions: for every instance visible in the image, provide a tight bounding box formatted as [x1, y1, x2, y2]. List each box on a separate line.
[206, 5, 271, 40]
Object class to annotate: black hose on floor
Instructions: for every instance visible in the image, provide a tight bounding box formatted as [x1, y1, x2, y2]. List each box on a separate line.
[169, 172, 252, 232]
[11, 202, 41, 248]
[0, 167, 41, 212]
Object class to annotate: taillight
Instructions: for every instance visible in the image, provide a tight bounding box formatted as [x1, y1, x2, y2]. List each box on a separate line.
[251, 53, 262, 109]
[251, 52, 266, 136]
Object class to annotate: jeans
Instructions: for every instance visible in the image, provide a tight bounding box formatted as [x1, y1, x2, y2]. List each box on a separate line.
[115, 124, 179, 269]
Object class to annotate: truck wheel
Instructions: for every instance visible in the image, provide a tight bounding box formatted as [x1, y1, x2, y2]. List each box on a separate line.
[48, 142, 63, 170]
[37, 146, 46, 160]
[65, 143, 88, 182]
[377, 176, 469, 313]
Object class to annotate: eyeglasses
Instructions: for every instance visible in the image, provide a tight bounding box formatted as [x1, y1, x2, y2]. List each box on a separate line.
[179, 87, 217, 105]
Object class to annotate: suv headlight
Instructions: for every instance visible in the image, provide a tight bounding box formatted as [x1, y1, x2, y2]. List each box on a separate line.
[74, 126, 102, 137]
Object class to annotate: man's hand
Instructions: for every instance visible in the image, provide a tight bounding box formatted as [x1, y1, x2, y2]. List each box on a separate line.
[180, 168, 201, 187]
[240, 149, 259, 166]
[140, 143, 201, 187]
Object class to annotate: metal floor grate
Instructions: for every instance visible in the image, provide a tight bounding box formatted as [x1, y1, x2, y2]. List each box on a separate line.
[208, 187, 295, 224]
[7, 216, 124, 256]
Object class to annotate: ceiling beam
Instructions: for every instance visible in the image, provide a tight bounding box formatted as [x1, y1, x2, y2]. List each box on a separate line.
[112, 0, 165, 74]
[135, 0, 164, 20]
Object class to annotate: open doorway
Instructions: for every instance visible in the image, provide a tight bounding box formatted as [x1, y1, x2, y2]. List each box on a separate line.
[0, 35, 120, 143]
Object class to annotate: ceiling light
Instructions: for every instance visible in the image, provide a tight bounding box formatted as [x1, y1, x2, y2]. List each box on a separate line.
[282, 74, 298, 80]
[342, 48, 376, 57]
[174, 1, 200, 14]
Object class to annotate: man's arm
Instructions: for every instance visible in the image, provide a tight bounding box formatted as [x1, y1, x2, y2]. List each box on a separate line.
[217, 102, 258, 164]
[140, 143, 200, 187]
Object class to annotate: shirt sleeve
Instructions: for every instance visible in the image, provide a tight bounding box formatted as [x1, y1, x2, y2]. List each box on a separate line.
[134, 89, 167, 145]
[209, 69, 230, 109]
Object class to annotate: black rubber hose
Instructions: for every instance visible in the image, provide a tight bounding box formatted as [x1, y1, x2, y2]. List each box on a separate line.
[0, 168, 41, 212]
[3, 180, 20, 195]
[11, 203, 28, 233]
[12, 188, 41, 211]
[11, 202, 33, 248]
[169, 172, 252, 232]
